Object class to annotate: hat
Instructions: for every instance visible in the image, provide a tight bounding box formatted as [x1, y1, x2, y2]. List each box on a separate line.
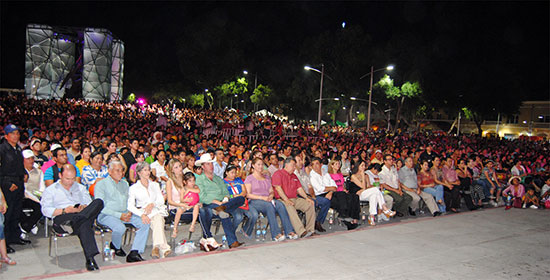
[508, 176, 521, 185]
[3, 124, 19, 134]
[30, 138, 41, 147]
[50, 143, 62, 151]
[195, 153, 216, 166]
[375, 150, 382, 154]
[22, 149, 34, 159]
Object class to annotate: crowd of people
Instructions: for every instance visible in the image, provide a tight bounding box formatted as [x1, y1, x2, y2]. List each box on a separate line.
[0, 95, 549, 271]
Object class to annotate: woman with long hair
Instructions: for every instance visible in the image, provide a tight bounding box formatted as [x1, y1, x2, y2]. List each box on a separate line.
[165, 159, 201, 238]
[418, 160, 446, 213]
[244, 158, 298, 241]
[128, 162, 171, 258]
[349, 160, 395, 226]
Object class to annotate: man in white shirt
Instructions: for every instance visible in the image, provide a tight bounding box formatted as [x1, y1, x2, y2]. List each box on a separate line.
[40, 164, 104, 271]
[294, 154, 330, 232]
[310, 157, 358, 230]
[213, 148, 227, 178]
[378, 154, 412, 217]
[21, 150, 44, 236]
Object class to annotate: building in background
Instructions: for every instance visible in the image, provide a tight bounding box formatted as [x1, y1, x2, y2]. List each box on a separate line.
[25, 24, 123, 101]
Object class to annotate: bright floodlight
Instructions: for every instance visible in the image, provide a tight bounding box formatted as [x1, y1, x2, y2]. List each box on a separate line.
[304, 66, 312, 71]
[243, 70, 248, 75]
[350, 97, 357, 100]
[334, 98, 340, 101]
[387, 65, 395, 70]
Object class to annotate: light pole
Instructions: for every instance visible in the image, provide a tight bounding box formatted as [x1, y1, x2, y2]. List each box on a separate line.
[305, 64, 329, 130]
[360, 65, 394, 131]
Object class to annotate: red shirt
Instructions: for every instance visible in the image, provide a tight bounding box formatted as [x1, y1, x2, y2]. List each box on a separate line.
[271, 169, 301, 199]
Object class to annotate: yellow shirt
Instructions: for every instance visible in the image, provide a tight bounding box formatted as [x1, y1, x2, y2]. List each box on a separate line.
[76, 159, 90, 175]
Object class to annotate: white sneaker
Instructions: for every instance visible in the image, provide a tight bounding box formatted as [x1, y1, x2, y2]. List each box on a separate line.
[529, 205, 538, 209]
[274, 235, 286, 242]
[31, 225, 39, 235]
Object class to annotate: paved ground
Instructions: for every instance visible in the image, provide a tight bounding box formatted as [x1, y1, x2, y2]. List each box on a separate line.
[2, 207, 549, 279]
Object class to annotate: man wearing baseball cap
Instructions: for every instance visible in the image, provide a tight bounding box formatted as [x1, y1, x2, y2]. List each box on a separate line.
[0, 124, 31, 253]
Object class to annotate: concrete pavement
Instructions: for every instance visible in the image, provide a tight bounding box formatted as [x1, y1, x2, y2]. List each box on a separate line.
[2, 207, 549, 279]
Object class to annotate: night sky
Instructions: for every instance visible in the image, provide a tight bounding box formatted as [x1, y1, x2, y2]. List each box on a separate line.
[1, 1, 548, 101]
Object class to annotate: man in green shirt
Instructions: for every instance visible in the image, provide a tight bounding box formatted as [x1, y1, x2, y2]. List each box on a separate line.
[96, 161, 150, 262]
[195, 154, 245, 249]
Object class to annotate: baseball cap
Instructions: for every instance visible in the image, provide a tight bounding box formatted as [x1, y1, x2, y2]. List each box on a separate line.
[3, 124, 19, 134]
[50, 143, 63, 151]
[30, 138, 41, 147]
[22, 149, 34, 159]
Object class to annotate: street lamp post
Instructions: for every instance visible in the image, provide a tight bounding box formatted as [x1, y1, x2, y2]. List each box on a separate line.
[360, 65, 394, 131]
[305, 64, 326, 130]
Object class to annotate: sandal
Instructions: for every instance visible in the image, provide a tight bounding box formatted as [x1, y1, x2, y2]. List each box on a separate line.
[383, 209, 396, 218]
[1, 257, 16, 265]
[368, 215, 376, 226]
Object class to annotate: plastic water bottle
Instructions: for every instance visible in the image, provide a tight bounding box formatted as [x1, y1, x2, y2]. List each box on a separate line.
[103, 242, 111, 261]
[221, 235, 227, 249]
[361, 209, 367, 224]
[328, 210, 334, 229]
[261, 225, 267, 241]
[255, 221, 261, 242]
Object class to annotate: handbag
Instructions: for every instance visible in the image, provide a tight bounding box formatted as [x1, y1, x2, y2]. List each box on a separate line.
[229, 182, 249, 210]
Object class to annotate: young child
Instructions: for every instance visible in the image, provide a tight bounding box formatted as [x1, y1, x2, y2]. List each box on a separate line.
[182, 172, 201, 233]
[523, 188, 540, 209]
[502, 176, 525, 210]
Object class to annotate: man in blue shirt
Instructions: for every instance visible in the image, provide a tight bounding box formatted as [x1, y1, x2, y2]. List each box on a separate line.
[40, 164, 104, 271]
[95, 161, 149, 263]
[44, 147, 80, 187]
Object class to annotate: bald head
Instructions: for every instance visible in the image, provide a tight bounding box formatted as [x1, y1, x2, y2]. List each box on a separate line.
[59, 164, 77, 188]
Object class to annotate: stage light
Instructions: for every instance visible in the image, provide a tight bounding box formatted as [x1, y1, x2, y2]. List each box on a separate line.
[137, 98, 146, 105]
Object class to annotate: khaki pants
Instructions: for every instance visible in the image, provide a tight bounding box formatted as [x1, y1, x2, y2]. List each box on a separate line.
[150, 215, 170, 253]
[404, 190, 439, 214]
[280, 198, 315, 236]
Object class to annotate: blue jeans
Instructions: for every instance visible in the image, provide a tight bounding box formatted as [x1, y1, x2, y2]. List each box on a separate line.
[315, 196, 331, 223]
[98, 213, 150, 253]
[200, 196, 244, 246]
[423, 185, 446, 213]
[232, 208, 251, 231]
[478, 179, 499, 198]
[249, 199, 295, 239]
[240, 207, 258, 237]
[0, 213, 4, 240]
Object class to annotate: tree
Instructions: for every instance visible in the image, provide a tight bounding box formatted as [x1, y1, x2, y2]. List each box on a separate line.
[215, 77, 249, 108]
[250, 84, 273, 110]
[189, 93, 205, 108]
[375, 74, 422, 131]
[126, 93, 136, 103]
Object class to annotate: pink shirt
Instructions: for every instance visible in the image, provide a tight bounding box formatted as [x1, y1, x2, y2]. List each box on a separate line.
[442, 166, 459, 183]
[184, 191, 199, 206]
[330, 173, 345, 192]
[245, 174, 272, 197]
[41, 159, 55, 173]
[503, 184, 525, 198]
